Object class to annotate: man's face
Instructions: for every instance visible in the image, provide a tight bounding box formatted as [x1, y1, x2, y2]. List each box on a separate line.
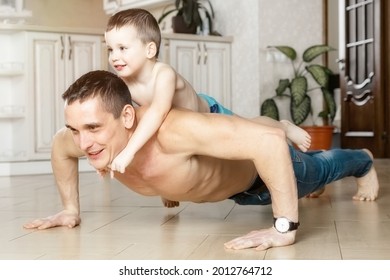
[64, 97, 129, 171]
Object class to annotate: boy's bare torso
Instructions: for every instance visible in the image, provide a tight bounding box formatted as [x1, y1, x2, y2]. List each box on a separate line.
[126, 62, 210, 112]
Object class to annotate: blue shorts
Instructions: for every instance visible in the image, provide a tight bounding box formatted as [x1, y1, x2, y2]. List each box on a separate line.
[198, 93, 233, 115]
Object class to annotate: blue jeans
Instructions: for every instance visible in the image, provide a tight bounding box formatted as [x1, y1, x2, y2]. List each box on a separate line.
[229, 145, 373, 205]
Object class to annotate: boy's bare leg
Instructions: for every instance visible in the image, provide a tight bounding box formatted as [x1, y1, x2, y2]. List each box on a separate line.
[353, 149, 379, 201]
[280, 120, 311, 152]
[161, 197, 180, 208]
[249, 117, 311, 152]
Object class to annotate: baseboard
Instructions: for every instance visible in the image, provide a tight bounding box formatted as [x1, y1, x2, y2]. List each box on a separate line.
[0, 158, 94, 176]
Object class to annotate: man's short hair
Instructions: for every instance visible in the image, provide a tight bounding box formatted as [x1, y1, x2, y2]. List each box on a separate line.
[62, 70, 132, 119]
[106, 8, 161, 58]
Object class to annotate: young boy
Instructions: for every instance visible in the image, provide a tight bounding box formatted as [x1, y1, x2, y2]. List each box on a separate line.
[105, 8, 311, 179]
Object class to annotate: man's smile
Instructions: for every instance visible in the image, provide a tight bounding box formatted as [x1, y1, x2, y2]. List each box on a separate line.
[87, 148, 104, 159]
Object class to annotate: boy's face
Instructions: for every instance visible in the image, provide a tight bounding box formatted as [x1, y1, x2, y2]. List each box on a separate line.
[105, 26, 148, 78]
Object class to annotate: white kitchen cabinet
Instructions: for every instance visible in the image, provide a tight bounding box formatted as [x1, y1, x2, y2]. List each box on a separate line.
[160, 34, 233, 109]
[0, 29, 30, 162]
[0, 26, 103, 175]
[26, 32, 102, 159]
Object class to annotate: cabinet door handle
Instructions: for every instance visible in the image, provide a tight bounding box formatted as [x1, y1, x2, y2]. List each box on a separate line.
[197, 43, 201, 65]
[60, 36, 64, 60]
[68, 36, 72, 60]
[203, 43, 208, 64]
[163, 40, 170, 63]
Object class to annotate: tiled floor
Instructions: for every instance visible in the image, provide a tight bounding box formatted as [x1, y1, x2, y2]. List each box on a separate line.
[0, 158, 389, 260]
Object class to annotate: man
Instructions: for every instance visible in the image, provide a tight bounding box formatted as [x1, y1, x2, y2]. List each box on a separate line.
[24, 71, 379, 251]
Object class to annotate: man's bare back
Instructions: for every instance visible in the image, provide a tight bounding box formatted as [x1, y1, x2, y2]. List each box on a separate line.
[113, 106, 258, 202]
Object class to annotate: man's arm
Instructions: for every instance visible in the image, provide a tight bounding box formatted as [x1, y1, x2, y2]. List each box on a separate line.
[24, 127, 84, 230]
[161, 110, 299, 250]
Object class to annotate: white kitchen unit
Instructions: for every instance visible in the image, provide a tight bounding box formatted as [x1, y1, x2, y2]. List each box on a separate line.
[0, 25, 104, 176]
[103, 0, 171, 14]
[26, 32, 102, 159]
[160, 33, 233, 109]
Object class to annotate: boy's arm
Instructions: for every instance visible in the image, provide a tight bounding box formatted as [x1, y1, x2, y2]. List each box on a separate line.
[24, 128, 84, 230]
[162, 110, 299, 250]
[110, 67, 177, 173]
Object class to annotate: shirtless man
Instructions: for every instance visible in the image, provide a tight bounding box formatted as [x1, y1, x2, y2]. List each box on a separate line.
[24, 71, 379, 250]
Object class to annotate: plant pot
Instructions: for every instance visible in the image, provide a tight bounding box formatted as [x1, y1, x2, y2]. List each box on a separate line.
[172, 15, 197, 34]
[301, 125, 334, 150]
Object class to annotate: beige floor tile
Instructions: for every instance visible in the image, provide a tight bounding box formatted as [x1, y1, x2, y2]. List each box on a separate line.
[0, 158, 389, 260]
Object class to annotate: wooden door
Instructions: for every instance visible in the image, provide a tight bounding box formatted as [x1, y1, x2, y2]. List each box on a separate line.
[339, 0, 387, 157]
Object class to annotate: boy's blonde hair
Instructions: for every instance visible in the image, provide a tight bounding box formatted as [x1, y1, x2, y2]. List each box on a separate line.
[106, 8, 161, 58]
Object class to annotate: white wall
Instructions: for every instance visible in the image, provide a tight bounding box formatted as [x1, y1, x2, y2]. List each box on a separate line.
[259, 0, 325, 124]
[211, 0, 260, 117]
[24, 0, 109, 30]
[210, 0, 325, 119]
[327, 0, 339, 73]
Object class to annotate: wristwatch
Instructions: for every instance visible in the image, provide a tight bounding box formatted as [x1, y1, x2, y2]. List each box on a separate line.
[273, 217, 300, 233]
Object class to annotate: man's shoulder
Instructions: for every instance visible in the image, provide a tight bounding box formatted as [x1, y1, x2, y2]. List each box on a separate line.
[159, 107, 197, 132]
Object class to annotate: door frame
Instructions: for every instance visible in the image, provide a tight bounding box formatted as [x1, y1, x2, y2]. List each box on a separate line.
[324, 0, 389, 157]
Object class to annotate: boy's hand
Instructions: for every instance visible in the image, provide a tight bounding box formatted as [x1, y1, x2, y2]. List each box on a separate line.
[110, 150, 134, 174]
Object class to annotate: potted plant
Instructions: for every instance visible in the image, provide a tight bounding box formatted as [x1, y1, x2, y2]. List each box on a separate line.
[260, 44, 337, 150]
[157, 0, 215, 35]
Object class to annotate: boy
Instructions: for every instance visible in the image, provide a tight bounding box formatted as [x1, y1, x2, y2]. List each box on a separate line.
[105, 8, 311, 177]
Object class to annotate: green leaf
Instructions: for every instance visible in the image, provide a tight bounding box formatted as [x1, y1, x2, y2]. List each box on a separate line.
[275, 79, 290, 96]
[290, 76, 307, 106]
[182, 0, 194, 25]
[302, 45, 335, 63]
[291, 95, 311, 125]
[306, 65, 329, 88]
[157, 8, 179, 24]
[260, 98, 280, 121]
[321, 87, 337, 122]
[175, 0, 181, 9]
[272, 46, 297, 61]
[199, 0, 215, 18]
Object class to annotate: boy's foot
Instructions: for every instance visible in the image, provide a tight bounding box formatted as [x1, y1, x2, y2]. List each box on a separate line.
[306, 187, 325, 198]
[161, 197, 180, 208]
[354, 149, 379, 201]
[280, 120, 311, 152]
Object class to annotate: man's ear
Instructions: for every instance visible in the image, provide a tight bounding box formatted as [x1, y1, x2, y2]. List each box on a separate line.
[122, 104, 136, 129]
[146, 42, 157, 59]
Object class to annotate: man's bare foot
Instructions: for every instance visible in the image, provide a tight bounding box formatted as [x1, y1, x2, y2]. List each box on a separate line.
[306, 187, 325, 198]
[354, 149, 379, 201]
[280, 120, 311, 152]
[161, 197, 180, 208]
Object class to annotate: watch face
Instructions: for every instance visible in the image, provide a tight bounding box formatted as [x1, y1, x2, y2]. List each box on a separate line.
[275, 217, 290, 233]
